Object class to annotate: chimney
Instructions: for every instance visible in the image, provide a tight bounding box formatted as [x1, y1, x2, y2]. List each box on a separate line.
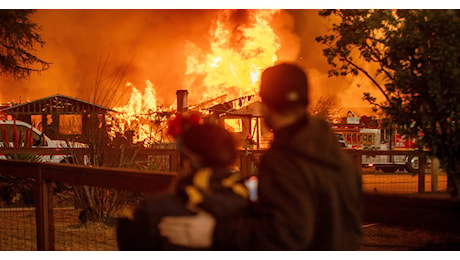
[176, 90, 189, 113]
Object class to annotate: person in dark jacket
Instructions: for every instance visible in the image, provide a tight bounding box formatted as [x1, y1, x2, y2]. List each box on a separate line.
[116, 117, 250, 250]
[158, 63, 363, 250]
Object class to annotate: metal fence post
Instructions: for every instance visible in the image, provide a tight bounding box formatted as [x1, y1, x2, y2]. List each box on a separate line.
[418, 152, 426, 193]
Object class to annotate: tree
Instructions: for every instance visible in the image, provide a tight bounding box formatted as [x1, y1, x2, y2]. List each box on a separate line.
[0, 10, 50, 79]
[309, 96, 342, 122]
[316, 10, 460, 197]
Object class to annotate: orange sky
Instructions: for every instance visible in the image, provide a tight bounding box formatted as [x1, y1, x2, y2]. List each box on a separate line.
[0, 9, 383, 116]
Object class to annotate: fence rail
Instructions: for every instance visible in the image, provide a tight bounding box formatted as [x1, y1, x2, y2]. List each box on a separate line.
[0, 159, 177, 250]
[0, 147, 457, 250]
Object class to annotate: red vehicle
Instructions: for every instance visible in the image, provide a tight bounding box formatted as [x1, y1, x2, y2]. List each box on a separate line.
[331, 114, 419, 173]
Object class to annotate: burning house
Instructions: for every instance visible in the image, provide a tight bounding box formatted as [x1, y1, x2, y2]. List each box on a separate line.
[0, 94, 115, 142]
[166, 90, 272, 149]
[116, 88, 273, 149]
[0, 10, 289, 149]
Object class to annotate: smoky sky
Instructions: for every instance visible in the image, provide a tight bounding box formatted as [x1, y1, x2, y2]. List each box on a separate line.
[0, 9, 380, 114]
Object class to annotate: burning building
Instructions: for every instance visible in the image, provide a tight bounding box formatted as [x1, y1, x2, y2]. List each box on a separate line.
[0, 10, 381, 148]
[0, 94, 114, 142]
[107, 85, 272, 149]
[103, 10, 285, 147]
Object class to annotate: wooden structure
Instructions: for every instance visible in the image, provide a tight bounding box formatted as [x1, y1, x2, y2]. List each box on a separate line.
[0, 94, 116, 141]
[206, 98, 272, 149]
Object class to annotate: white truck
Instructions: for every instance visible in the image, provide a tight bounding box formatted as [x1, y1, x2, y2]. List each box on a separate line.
[0, 119, 88, 163]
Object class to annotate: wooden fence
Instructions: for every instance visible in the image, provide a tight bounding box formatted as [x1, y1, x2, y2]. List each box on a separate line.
[0, 147, 459, 250]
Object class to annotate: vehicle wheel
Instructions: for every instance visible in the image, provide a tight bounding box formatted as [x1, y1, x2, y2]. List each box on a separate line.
[405, 153, 419, 174]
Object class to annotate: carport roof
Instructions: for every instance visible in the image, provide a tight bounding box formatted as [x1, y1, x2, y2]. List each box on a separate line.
[0, 94, 117, 115]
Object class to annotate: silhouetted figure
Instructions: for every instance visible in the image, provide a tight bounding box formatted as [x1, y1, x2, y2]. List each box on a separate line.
[116, 119, 250, 250]
[159, 63, 363, 250]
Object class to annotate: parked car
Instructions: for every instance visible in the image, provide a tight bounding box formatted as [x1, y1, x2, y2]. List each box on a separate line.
[0, 119, 88, 163]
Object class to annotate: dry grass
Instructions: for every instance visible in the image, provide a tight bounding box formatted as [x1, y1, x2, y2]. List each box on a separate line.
[0, 207, 117, 251]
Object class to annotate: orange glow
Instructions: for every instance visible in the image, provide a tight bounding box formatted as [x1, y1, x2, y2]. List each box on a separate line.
[111, 10, 282, 143]
[183, 10, 281, 104]
[224, 118, 243, 133]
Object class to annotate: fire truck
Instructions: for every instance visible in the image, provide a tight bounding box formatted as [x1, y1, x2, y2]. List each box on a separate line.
[331, 113, 419, 173]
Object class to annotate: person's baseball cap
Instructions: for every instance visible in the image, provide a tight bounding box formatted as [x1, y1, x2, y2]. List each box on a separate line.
[259, 63, 309, 110]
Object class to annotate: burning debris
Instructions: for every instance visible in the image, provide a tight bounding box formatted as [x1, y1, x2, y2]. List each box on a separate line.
[106, 81, 262, 148]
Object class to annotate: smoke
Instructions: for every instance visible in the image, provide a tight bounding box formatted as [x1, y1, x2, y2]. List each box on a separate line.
[0, 9, 381, 115]
[286, 10, 385, 115]
[0, 10, 217, 106]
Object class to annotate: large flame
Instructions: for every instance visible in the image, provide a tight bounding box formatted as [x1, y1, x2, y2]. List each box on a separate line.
[109, 80, 172, 145]
[111, 10, 282, 145]
[184, 10, 281, 104]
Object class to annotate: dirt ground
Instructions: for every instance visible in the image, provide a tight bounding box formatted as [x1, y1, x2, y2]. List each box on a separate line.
[361, 222, 460, 251]
[2, 207, 460, 251]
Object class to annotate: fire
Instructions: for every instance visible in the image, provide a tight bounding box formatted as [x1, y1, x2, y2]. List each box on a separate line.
[110, 10, 282, 145]
[109, 80, 171, 145]
[184, 10, 281, 104]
